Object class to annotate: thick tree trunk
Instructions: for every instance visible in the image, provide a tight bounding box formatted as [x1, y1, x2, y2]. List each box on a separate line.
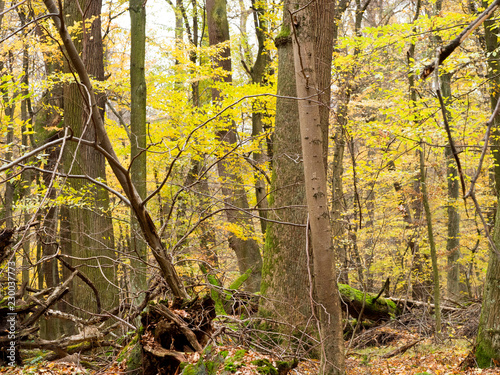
[260, 12, 311, 328]
[63, 0, 117, 315]
[129, 0, 148, 304]
[206, 0, 262, 292]
[291, 2, 345, 373]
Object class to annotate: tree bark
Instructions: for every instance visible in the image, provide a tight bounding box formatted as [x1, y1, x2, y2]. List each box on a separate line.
[129, 0, 148, 305]
[434, 0, 461, 301]
[248, 0, 271, 235]
[62, 0, 117, 317]
[260, 9, 311, 328]
[291, 1, 345, 373]
[419, 145, 441, 336]
[476, 5, 500, 367]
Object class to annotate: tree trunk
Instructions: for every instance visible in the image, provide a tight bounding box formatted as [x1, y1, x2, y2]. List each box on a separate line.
[419, 145, 441, 336]
[291, 2, 345, 373]
[249, 0, 271, 235]
[434, 0, 461, 301]
[476, 6, 500, 367]
[206, 0, 262, 292]
[62, 0, 117, 316]
[442, 72, 461, 299]
[330, 0, 354, 284]
[259, 10, 311, 328]
[129, 0, 148, 305]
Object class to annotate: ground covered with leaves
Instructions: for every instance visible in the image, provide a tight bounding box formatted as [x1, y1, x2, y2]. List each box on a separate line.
[1, 303, 499, 374]
[1, 336, 500, 374]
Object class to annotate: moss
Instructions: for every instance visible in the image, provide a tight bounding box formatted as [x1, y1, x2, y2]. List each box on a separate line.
[276, 358, 299, 372]
[117, 334, 140, 363]
[276, 25, 291, 39]
[338, 284, 396, 310]
[126, 340, 142, 374]
[66, 342, 90, 352]
[251, 359, 278, 375]
[260, 226, 277, 296]
[338, 283, 400, 319]
[223, 349, 247, 372]
[229, 268, 252, 290]
[476, 342, 496, 368]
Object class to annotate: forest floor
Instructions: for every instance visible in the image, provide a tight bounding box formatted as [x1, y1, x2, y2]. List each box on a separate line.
[1, 335, 499, 374]
[1, 303, 499, 374]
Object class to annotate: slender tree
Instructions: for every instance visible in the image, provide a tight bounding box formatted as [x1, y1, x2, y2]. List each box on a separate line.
[129, 0, 148, 305]
[206, 0, 263, 291]
[476, 2, 500, 366]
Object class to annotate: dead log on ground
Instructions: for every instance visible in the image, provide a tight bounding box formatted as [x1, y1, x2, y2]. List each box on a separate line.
[339, 284, 401, 322]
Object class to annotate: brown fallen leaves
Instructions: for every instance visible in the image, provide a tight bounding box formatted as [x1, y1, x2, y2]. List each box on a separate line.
[1, 337, 500, 374]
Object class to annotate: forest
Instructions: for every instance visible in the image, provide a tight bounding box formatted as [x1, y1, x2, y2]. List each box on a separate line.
[1, 0, 500, 374]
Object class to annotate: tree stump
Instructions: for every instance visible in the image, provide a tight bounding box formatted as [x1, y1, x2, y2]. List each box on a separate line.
[140, 296, 216, 375]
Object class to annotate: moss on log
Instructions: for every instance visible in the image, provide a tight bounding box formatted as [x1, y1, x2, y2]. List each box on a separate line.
[338, 284, 400, 322]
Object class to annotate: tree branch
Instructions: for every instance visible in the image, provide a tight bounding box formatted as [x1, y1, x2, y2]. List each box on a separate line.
[421, 0, 500, 79]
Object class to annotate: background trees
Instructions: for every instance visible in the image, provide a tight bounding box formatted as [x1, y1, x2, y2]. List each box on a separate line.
[1, 0, 500, 371]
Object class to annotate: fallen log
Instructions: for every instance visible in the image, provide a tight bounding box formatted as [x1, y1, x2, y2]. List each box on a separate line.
[388, 297, 461, 312]
[339, 284, 401, 322]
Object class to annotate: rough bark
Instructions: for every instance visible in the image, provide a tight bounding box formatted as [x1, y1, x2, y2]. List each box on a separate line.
[206, 0, 262, 292]
[129, 0, 148, 304]
[62, 0, 117, 316]
[476, 5, 500, 367]
[260, 11, 311, 328]
[40, 140, 61, 339]
[291, 1, 345, 372]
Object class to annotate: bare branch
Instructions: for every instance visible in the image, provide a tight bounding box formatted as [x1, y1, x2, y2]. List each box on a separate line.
[421, 0, 500, 79]
[0, 134, 71, 173]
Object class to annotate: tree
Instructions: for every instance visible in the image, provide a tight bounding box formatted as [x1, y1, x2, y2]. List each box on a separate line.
[434, 0, 461, 301]
[206, 0, 263, 292]
[129, 0, 148, 305]
[43, 0, 189, 302]
[62, 0, 117, 317]
[291, 1, 345, 373]
[260, 0, 311, 329]
[476, 1, 500, 366]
